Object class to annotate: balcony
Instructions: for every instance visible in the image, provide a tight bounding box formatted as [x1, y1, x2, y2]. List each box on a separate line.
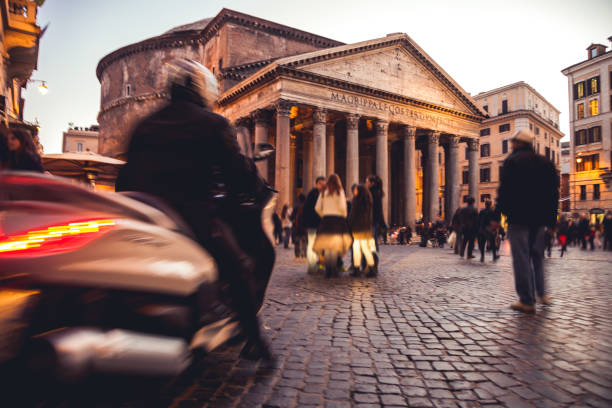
[2, 0, 42, 82]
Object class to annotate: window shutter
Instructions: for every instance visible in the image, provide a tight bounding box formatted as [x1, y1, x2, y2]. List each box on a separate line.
[586, 79, 592, 96]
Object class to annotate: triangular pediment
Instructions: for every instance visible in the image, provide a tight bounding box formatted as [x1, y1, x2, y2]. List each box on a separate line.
[277, 35, 481, 116]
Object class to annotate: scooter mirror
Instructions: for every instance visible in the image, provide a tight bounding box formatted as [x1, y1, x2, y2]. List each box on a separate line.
[253, 143, 275, 161]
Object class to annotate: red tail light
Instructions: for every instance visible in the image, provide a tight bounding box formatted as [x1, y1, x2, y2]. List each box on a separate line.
[0, 219, 116, 257]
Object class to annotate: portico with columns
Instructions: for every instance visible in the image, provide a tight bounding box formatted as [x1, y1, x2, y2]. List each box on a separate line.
[217, 34, 485, 226]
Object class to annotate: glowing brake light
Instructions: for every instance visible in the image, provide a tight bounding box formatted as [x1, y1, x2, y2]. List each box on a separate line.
[0, 219, 116, 256]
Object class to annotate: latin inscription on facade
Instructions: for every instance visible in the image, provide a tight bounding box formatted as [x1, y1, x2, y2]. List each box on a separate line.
[330, 91, 455, 128]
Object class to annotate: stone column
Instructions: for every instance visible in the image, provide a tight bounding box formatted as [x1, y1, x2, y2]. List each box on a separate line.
[275, 101, 292, 209]
[234, 117, 252, 158]
[302, 132, 313, 193]
[427, 131, 440, 222]
[326, 122, 335, 176]
[253, 109, 271, 180]
[290, 136, 297, 201]
[467, 138, 479, 203]
[447, 135, 460, 221]
[346, 114, 360, 197]
[375, 120, 389, 224]
[312, 108, 327, 180]
[402, 125, 416, 229]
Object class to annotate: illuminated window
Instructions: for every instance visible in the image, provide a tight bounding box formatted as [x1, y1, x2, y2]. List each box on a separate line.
[574, 82, 585, 99]
[577, 103, 584, 119]
[587, 76, 600, 95]
[576, 154, 599, 172]
[589, 99, 598, 116]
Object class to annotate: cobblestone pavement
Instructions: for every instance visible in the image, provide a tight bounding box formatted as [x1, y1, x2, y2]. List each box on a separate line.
[42, 242, 612, 407]
[165, 242, 612, 408]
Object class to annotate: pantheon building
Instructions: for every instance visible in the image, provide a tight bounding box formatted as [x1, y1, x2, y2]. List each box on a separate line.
[97, 8, 486, 227]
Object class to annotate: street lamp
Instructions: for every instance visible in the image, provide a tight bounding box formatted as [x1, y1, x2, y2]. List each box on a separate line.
[29, 79, 49, 95]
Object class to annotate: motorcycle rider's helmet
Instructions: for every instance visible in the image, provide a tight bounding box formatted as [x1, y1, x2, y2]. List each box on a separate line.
[166, 58, 219, 109]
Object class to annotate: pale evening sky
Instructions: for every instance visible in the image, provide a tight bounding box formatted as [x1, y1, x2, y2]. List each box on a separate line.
[23, 0, 612, 153]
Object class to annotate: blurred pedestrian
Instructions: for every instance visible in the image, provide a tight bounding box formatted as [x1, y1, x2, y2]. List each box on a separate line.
[313, 174, 353, 277]
[366, 175, 386, 251]
[451, 207, 462, 254]
[280, 204, 292, 249]
[577, 214, 589, 250]
[557, 216, 569, 257]
[544, 227, 553, 258]
[603, 211, 612, 251]
[272, 212, 282, 245]
[5, 129, 43, 172]
[303, 176, 326, 273]
[587, 223, 596, 251]
[434, 217, 447, 248]
[458, 197, 478, 258]
[291, 194, 307, 260]
[477, 200, 499, 262]
[348, 184, 376, 277]
[498, 129, 559, 313]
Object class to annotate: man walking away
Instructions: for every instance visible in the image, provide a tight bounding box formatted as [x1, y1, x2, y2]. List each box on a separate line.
[477, 200, 499, 262]
[458, 197, 478, 258]
[498, 129, 559, 314]
[303, 177, 326, 273]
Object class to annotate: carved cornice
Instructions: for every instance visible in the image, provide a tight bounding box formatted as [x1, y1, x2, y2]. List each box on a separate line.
[96, 8, 342, 81]
[467, 138, 480, 151]
[375, 120, 389, 134]
[276, 100, 293, 117]
[97, 92, 169, 118]
[218, 36, 484, 119]
[218, 66, 483, 123]
[200, 8, 343, 52]
[346, 114, 360, 130]
[312, 108, 327, 124]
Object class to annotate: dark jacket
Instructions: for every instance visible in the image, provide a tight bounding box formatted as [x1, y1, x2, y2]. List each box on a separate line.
[369, 186, 385, 228]
[348, 196, 373, 240]
[302, 188, 321, 229]
[478, 208, 497, 235]
[9, 151, 43, 172]
[498, 145, 559, 227]
[116, 90, 264, 219]
[458, 204, 478, 234]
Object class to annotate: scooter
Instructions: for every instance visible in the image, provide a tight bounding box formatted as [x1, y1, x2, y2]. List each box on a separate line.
[0, 157, 276, 382]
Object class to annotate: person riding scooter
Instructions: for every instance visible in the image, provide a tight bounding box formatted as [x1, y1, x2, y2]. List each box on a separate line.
[115, 59, 271, 360]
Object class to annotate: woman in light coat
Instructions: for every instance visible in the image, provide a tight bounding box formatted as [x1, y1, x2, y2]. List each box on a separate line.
[313, 174, 353, 277]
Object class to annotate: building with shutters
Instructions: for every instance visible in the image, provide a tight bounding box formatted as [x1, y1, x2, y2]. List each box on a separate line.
[562, 39, 612, 220]
[459, 82, 563, 209]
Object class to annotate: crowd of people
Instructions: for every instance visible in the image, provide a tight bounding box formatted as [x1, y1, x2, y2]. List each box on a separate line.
[273, 174, 386, 277]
